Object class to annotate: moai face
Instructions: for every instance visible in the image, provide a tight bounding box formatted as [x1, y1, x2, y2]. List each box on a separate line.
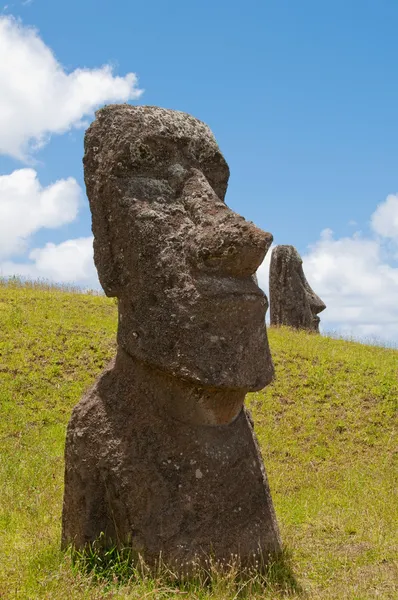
[295, 256, 326, 331]
[84, 105, 274, 390]
[270, 245, 326, 332]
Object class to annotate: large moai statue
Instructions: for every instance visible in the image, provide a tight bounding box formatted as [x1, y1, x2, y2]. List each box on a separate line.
[269, 245, 326, 332]
[62, 105, 281, 572]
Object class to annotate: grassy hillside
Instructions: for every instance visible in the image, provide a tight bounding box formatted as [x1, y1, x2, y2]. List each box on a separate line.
[0, 279, 397, 599]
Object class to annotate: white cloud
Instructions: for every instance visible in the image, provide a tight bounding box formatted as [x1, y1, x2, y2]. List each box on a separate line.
[303, 229, 398, 343]
[0, 236, 99, 289]
[0, 169, 82, 259]
[0, 166, 98, 288]
[0, 14, 143, 290]
[371, 193, 398, 239]
[0, 168, 81, 259]
[0, 15, 143, 159]
[256, 242, 273, 316]
[29, 237, 96, 282]
[257, 194, 398, 345]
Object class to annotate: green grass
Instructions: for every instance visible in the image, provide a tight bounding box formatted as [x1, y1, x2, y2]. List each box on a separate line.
[0, 278, 397, 599]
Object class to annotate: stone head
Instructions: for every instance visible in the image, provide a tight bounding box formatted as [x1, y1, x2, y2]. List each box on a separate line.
[269, 245, 326, 332]
[84, 105, 274, 389]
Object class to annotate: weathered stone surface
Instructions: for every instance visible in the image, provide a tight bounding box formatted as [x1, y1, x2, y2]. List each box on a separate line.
[269, 245, 326, 332]
[62, 104, 281, 572]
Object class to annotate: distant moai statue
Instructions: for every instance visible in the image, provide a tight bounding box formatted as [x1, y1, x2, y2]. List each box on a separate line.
[269, 245, 326, 332]
[62, 105, 281, 573]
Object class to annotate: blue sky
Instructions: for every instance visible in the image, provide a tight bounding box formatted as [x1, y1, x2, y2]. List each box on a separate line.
[1, 0, 398, 342]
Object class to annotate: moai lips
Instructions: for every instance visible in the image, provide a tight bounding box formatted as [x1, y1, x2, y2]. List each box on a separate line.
[62, 105, 281, 573]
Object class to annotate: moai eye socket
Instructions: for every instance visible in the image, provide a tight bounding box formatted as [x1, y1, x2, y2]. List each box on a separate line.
[129, 141, 156, 168]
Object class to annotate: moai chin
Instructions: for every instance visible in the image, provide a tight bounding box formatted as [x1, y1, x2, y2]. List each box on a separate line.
[61, 105, 281, 572]
[269, 245, 326, 332]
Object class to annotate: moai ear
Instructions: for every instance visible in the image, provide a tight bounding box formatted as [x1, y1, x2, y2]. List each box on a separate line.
[83, 126, 124, 298]
[92, 232, 122, 298]
[84, 177, 123, 298]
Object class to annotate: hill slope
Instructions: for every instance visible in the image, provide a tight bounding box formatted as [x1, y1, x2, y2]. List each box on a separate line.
[0, 280, 397, 599]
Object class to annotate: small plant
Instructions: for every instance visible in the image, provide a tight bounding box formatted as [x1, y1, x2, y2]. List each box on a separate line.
[71, 539, 136, 584]
[69, 540, 301, 599]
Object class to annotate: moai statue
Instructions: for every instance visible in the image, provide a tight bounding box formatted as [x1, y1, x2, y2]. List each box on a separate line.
[62, 105, 281, 572]
[269, 245, 326, 332]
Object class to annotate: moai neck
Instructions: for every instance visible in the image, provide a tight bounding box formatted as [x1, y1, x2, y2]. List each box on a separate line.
[114, 346, 246, 427]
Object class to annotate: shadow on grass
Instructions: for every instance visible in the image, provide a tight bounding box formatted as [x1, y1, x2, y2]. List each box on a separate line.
[262, 548, 304, 597]
[68, 540, 304, 598]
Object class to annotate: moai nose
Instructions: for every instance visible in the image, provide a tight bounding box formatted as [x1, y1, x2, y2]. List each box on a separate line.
[197, 214, 272, 277]
[308, 291, 326, 315]
[182, 170, 273, 277]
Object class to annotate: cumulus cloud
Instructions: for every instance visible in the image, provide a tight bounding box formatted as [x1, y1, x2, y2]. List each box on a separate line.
[371, 193, 398, 240]
[0, 168, 81, 259]
[0, 167, 98, 288]
[303, 229, 398, 342]
[256, 242, 273, 316]
[0, 15, 143, 159]
[0, 168, 97, 288]
[257, 194, 398, 344]
[0, 13, 143, 290]
[0, 236, 99, 289]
